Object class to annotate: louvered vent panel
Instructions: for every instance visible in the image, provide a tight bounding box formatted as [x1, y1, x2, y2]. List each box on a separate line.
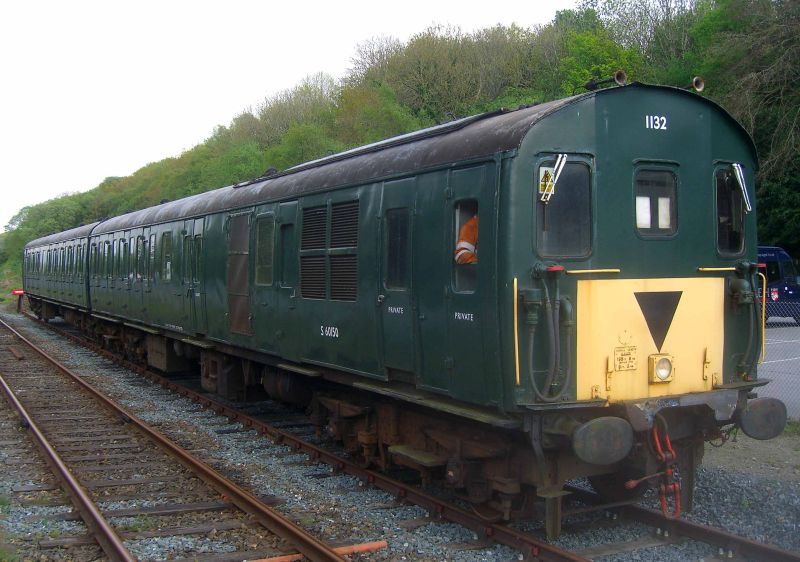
[330, 254, 358, 301]
[330, 201, 359, 248]
[301, 206, 327, 249]
[300, 255, 326, 299]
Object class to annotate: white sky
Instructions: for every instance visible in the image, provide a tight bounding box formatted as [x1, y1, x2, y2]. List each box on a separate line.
[0, 0, 576, 231]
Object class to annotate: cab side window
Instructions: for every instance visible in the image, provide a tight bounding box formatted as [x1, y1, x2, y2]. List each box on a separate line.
[716, 168, 745, 255]
[536, 159, 592, 256]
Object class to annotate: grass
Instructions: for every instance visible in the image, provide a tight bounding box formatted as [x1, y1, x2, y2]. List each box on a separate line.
[0, 529, 17, 562]
[784, 419, 800, 436]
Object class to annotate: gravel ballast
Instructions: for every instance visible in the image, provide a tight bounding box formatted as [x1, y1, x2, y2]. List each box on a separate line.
[1, 310, 798, 561]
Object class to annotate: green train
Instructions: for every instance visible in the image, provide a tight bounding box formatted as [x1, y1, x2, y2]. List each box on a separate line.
[23, 81, 787, 537]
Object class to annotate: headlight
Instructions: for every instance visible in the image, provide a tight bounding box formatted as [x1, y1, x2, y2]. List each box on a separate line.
[649, 354, 675, 383]
[656, 358, 672, 380]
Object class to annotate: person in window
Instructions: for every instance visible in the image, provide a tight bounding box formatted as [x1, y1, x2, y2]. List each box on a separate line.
[454, 215, 478, 264]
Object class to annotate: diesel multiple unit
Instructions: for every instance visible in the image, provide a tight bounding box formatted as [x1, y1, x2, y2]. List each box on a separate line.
[23, 82, 787, 537]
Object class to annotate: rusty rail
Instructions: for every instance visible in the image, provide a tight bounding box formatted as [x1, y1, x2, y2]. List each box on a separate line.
[0, 372, 135, 562]
[566, 486, 800, 562]
[26, 316, 586, 562]
[0, 317, 347, 562]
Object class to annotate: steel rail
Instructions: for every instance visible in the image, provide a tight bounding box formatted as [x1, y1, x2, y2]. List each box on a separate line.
[149, 376, 588, 561]
[0, 317, 346, 562]
[0, 372, 135, 561]
[566, 486, 800, 562]
[29, 317, 587, 562]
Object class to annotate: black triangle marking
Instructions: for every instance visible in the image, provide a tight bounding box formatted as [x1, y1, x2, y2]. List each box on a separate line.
[634, 291, 683, 352]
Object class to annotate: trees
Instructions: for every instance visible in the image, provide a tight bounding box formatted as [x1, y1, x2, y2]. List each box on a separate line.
[3, 3, 798, 283]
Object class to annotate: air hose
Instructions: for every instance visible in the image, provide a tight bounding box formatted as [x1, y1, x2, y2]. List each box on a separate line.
[526, 274, 571, 402]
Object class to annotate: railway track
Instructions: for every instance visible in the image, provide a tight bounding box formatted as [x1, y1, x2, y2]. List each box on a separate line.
[0, 315, 364, 561]
[8, 308, 800, 562]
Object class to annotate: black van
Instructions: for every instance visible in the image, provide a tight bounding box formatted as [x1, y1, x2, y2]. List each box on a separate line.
[758, 246, 800, 324]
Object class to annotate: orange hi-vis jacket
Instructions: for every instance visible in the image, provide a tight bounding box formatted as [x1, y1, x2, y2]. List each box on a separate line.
[454, 215, 478, 264]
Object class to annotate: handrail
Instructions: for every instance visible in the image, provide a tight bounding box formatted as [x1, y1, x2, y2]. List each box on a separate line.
[758, 272, 767, 364]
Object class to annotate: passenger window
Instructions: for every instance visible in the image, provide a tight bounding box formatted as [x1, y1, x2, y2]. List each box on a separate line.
[103, 241, 112, 278]
[149, 234, 156, 281]
[536, 160, 592, 256]
[115, 239, 125, 279]
[386, 208, 409, 290]
[161, 233, 172, 281]
[716, 168, 745, 255]
[454, 200, 478, 293]
[183, 236, 193, 284]
[635, 170, 676, 236]
[90, 244, 98, 278]
[136, 236, 146, 280]
[255, 216, 275, 286]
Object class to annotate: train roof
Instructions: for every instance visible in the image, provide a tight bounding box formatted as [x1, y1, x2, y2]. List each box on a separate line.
[27, 83, 756, 242]
[24, 222, 101, 249]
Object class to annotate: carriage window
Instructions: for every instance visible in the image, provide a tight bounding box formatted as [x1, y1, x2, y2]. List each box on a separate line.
[536, 160, 591, 256]
[90, 244, 98, 277]
[103, 241, 112, 278]
[255, 216, 275, 286]
[136, 236, 146, 280]
[635, 170, 676, 236]
[454, 200, 478, 293]
[716, 168, 745, 254]
[149, 234, 157, 281]
[386, 208, 409, 289]
[161, 233, 172, 281]
[115, 239, 125, 279]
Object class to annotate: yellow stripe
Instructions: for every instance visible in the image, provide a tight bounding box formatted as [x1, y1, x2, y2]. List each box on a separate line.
[697, 267, 736, 272]
[566, 269, 621, 275]
[514, 277, 520, 386]
[758, 272, 767, 364]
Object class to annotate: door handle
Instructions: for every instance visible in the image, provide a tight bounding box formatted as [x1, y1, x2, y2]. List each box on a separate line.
[377, 294, 385, 305]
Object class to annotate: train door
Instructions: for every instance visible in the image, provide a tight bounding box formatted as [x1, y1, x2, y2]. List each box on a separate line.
[276, 201, 300, 361]
[417, 165, 492, 401]
[379, 178, 416, 380]
[183, 218, 207, 334]
[444, 166, 490, 402]
[251, 208, 278, 352]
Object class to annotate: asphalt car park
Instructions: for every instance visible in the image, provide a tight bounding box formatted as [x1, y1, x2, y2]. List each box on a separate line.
[759, 318, 800, 419]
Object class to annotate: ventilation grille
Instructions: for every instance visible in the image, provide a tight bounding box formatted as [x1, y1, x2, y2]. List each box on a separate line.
[330, 201, 359, 248]
[300, 256, 326, 299]
[301, 206, 327, 250]
[330, 255, 358, 301]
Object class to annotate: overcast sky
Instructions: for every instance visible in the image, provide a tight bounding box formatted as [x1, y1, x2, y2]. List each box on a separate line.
[0, 0, 577, 231]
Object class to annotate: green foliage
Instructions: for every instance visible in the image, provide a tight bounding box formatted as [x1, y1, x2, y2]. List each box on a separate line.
[2, 2, 799, 276]
[263, 122, 344, 171]
[559, 30, 643, 95]
[335, 84, 424, 146]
